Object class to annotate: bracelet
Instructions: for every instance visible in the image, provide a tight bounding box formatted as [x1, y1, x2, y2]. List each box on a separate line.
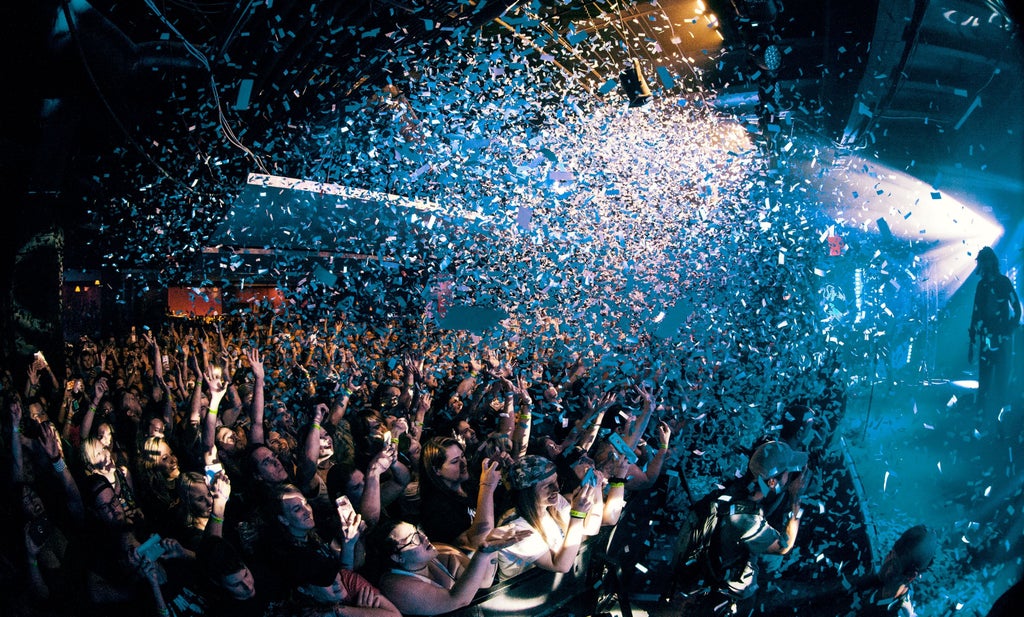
[28, 559, 38, 567]
[658, 443, 669, 450]
[341, 387, 353, 397]
[52, 458, 67, 474]
[469, 370, 479, 377]
[209, 514, 225, 524]
[569, 509, 588, 519]
[788, 507, 804, 521]
[415, 420, 424, 427]
[88, 404, 98, 414]
[391, 438, 400, 444]
[312, 423, 322, 431]
[610, 481, 625, 488]
[208, 406, 219, 416]
[158, 608, 170, 617]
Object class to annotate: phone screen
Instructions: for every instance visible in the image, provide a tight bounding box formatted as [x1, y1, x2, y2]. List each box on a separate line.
[335, 495, 356, 520]
[137, 534, 166, 562]
[204, 463, 223, 485]
[608, 432, 639, 464]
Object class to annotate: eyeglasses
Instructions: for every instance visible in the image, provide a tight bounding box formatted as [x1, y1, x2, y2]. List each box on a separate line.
[395, 527, 426, 552]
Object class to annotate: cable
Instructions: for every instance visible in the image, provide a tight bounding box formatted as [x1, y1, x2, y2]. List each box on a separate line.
[58, 0, 195, 193]
[143, 0, 269, 173]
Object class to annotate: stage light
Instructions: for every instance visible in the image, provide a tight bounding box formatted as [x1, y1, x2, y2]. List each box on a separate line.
[619, 59, 652, 107]
[731, 0, 780, 24]
[751, 32, 782, 73]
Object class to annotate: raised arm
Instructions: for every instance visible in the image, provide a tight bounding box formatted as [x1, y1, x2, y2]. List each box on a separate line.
[456, 458, 501, 550]
[532, 485, 596, 573]
[624, 383, 657, 450]
[202, 362, 229, 454]
[9, 399, 25, 482]
[79, 376, 109, 439]
[304, 403, 329, 468]
[509, 376, 533, 459]
[244, 347, 266, 445]
[38, 420, 84, 522]
[618, 420, 673, 492]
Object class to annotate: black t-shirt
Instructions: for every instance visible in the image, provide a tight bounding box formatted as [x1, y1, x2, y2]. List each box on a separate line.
[419, 482, 472, 547]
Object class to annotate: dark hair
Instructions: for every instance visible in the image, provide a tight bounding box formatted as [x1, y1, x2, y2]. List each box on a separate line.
[198, 536, 248, 583]
[419, 436, 464, 495]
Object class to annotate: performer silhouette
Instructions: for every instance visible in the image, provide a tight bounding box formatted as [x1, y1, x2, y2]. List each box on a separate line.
[968, 246, 1021, 415]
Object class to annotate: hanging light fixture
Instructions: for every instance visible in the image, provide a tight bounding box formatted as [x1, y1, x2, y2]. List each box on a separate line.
[619, 58, 652, 107]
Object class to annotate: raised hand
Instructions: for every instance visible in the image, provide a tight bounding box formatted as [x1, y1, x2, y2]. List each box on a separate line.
[367, 447, 396, 478]
[656, 420, 671, 449]
[243, 347, 264, 381]
[570, 483, 597, 515]
[478, 526, 533, 552]
[391, 416, 409, 438]
[93, 376, 109, 402]
[9, 398, 22, 428]
[339, 509, 362, 544]
[312, 402, 328, 428]
[212, 472, 232, 505]
[479, 458, 502, 489]
[634, 382, 655, 409]
[38, 422, 63, 462]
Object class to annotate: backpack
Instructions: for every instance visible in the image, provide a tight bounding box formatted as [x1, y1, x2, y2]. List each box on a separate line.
[670, 489, 759, 593]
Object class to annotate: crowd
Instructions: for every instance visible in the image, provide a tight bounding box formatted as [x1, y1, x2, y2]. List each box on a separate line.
[0, 308, 937, 617]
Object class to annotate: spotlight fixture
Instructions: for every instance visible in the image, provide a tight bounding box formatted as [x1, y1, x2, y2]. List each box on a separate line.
[619, 59, 652, 107]
[751, 33, 783, 73]
[731, 0, 780, 24]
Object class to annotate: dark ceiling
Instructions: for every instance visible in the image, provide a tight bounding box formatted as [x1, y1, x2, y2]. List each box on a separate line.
[1, 0, 1021, 271]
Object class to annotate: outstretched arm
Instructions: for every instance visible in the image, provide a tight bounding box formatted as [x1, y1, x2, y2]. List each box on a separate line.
[244, 347, 266, 445]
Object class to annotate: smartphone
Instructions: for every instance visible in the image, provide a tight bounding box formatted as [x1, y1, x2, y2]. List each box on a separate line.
[204, 463, 223, 485]
[335, 495, 356, 521]
[608, 432, 639, 465]
[137, 534, 166, 562]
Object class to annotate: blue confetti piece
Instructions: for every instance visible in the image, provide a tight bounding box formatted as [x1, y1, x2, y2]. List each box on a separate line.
[234, 79, 253, 110]
[567, 31, 588, 46]
[599, 79, 618, 95]
[656, 66, 674, 89]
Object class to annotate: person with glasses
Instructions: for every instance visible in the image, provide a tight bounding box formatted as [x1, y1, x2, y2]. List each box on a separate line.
[372, 520, 529, 616]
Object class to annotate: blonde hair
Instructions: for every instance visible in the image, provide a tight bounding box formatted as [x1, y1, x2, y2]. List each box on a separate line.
[80, 437, 108, 473]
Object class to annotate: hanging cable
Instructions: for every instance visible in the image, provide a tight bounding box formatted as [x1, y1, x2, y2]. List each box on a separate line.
[143, 0, 269, 173]
[58, 0, 197, 193]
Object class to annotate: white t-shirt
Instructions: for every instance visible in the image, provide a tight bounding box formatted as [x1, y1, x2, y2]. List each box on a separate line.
[495, 493, 571, 580]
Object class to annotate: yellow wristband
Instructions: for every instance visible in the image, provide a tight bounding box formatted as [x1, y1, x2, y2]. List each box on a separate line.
[569, 509, 588, 519]
[209, 406, 219, 415]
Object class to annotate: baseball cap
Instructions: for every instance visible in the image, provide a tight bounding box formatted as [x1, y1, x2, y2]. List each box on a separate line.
[748, 440, 808, 479]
